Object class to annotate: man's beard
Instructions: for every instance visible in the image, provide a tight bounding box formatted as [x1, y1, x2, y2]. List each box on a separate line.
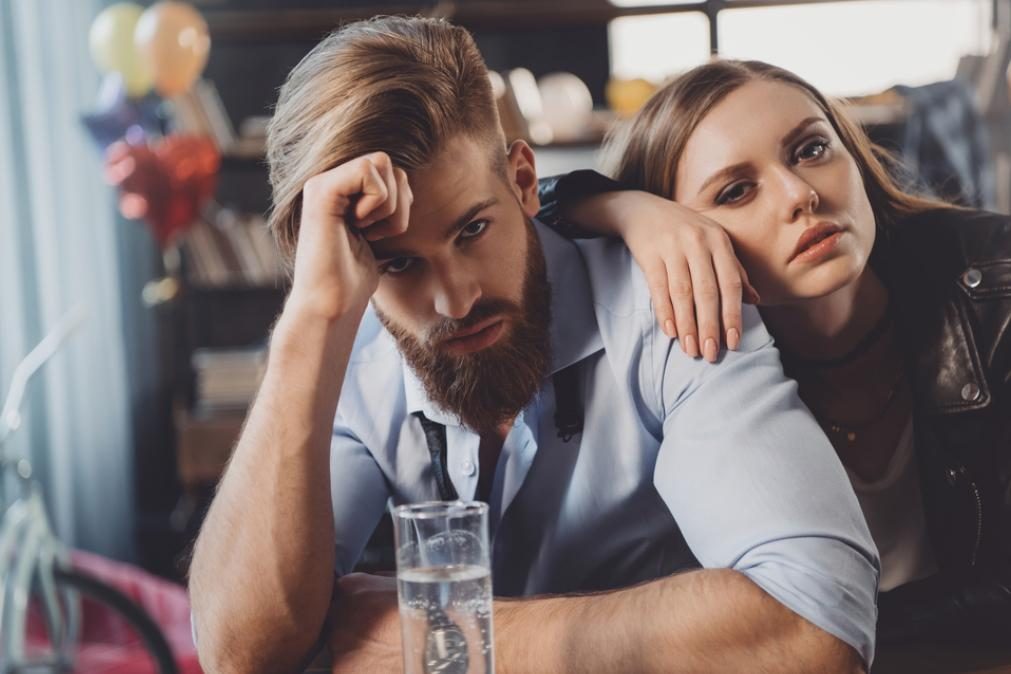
[376, 221, 551, 433]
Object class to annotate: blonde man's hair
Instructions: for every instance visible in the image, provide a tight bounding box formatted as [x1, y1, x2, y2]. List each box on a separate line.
[266, 16, 506, 268]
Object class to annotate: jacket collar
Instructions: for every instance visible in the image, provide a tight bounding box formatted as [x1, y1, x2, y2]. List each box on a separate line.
[886, 212, 992, 415]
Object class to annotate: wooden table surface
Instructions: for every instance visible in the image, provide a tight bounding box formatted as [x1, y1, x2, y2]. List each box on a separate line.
[309, 644, 1011, 673]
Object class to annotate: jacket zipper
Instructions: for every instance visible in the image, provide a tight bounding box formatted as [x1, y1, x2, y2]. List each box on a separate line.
[967, 473, 983, 567]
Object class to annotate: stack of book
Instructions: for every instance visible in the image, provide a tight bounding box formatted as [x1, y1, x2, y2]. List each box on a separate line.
[180, 209, 286, 287]
[192, 346, 267, 414]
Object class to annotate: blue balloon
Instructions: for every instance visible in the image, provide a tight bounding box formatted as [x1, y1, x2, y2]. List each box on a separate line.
[81, 73, 168, 151]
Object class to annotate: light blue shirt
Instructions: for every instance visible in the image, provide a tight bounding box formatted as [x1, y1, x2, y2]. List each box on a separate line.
[330, 220, 880, 664]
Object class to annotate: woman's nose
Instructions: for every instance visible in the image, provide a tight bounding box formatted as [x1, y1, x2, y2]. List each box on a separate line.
[777, 169, 820, 222]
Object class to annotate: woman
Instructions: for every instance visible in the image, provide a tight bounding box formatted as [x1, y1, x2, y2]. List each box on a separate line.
[537, 59, 1011, 644]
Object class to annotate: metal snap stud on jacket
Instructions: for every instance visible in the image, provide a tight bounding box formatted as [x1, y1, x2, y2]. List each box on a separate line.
[961, 382, 981, 402]
[962, 267, 983, 288]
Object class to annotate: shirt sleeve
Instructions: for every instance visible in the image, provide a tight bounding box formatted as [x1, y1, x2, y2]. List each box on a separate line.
[652, 306, 880, 666]
[329, 416, 392, 577]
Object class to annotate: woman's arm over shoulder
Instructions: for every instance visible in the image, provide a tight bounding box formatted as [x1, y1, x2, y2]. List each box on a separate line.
[536, 171, 759, 360]
[536, 170, 627, 236]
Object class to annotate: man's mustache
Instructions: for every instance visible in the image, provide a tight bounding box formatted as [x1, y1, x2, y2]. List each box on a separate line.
[425, 299, 524, 345]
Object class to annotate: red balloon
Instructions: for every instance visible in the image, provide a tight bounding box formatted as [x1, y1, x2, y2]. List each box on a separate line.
[104, 134, 219, 248]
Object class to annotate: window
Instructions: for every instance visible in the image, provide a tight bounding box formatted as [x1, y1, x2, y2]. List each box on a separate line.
[609, 0, 992, 96]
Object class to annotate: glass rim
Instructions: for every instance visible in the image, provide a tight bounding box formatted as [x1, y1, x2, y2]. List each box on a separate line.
[393, 500, 488, 521]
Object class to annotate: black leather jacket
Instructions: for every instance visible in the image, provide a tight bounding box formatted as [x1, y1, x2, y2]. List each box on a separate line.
[537, 172, 1011, 645]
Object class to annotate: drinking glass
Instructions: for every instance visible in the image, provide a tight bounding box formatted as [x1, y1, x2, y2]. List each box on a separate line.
[393, 501, 494, 674]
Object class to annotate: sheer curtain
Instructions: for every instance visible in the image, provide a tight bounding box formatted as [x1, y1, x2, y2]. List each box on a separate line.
[0, 0, 134, 559]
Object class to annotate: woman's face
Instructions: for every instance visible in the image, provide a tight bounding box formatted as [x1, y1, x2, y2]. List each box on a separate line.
[674, 80, 876, 306]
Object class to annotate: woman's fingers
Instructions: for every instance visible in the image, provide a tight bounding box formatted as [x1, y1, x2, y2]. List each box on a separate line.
[645, 262, 677, 339]
[710, 236, 745, 351]
[739, 261, 761, 305]
[685, 247, 722, 363]
[667, 256, 699, 358]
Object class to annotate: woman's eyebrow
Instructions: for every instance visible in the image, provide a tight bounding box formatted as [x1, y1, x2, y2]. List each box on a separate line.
[697, 162, 750, 196]
[780, 116, 824, 148]
[694, 116, 827, 197]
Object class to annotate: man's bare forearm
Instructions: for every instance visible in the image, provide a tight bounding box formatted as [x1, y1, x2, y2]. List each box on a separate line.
[189, 300, 365, 673]
[494, 569, 864, 674]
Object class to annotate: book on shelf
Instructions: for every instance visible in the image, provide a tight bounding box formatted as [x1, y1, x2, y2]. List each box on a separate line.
[180, 209, 285, 287]
[192, 345, 267, 414]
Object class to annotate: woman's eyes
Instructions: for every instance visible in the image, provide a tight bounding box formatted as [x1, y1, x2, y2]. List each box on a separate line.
[715, 182, 753, 206]
[794, 137, 830, 162]
[713, 137, 831, 206]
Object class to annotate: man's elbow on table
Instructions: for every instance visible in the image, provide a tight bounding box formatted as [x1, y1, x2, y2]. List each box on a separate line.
[789, 616, 867, 674]
[192, 604, 321, 674]
[715, 569, 870, 674]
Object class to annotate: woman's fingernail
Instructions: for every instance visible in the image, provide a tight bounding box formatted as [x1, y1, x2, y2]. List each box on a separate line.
[664, 319, 675, 338]
[727, 328, 740, 350]
[704, 337, 718, 362]
[683, 334, 699, 358]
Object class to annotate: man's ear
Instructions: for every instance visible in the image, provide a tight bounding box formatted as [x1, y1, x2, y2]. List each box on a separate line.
[506, 140, 540, 218]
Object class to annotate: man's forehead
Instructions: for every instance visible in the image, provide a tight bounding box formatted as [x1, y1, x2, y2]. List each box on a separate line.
[407, 136, 499, 223]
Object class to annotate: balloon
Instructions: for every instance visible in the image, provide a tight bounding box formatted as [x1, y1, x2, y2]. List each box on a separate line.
[134, 2, 210, 97]
[81, 73, 168, 151]
[88, 3, 152, 98]
[104, 135, 219, 248]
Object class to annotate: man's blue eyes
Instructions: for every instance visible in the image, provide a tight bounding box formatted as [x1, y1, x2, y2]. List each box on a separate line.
[381, 220, 490, 275]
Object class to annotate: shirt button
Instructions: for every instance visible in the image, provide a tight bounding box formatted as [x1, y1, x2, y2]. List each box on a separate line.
[962, 267, 983, 288]
[961, 383, 981, 402]
[461, 459, 476, 476]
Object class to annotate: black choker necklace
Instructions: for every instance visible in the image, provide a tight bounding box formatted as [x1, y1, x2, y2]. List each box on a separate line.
[786, 306, 892, 371]
[819, 372, 905, 443]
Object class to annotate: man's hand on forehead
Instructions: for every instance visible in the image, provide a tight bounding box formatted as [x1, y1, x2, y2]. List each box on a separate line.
[288, 152, 412, 321]
[346, 152, 413, 241]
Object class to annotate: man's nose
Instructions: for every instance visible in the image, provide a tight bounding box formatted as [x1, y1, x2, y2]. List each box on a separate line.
[432, 267, 481, 320]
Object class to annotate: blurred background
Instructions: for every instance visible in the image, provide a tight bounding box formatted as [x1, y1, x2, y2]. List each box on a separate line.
[0, 0, 1008, 652]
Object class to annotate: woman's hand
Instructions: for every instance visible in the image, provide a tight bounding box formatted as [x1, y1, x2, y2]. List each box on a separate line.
[565, 190, 759, 362]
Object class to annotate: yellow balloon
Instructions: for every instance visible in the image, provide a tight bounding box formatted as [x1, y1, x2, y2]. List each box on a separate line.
[134, 1, 211, 97]
[88, 2, 153, 97]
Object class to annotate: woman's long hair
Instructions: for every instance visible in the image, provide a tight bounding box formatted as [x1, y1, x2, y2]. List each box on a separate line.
[602, 60, 952, 242]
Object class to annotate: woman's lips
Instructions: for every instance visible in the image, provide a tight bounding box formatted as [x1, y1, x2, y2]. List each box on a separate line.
[441, 318, 505, 355]
[792, 231, 843, 264]
[790, 223, 845, 264]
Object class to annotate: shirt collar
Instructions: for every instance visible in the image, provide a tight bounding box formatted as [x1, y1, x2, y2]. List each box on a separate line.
[403, 218, 604, 427]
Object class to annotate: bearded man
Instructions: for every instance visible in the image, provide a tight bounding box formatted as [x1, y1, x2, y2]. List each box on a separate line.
[188, 16, 879, 674]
